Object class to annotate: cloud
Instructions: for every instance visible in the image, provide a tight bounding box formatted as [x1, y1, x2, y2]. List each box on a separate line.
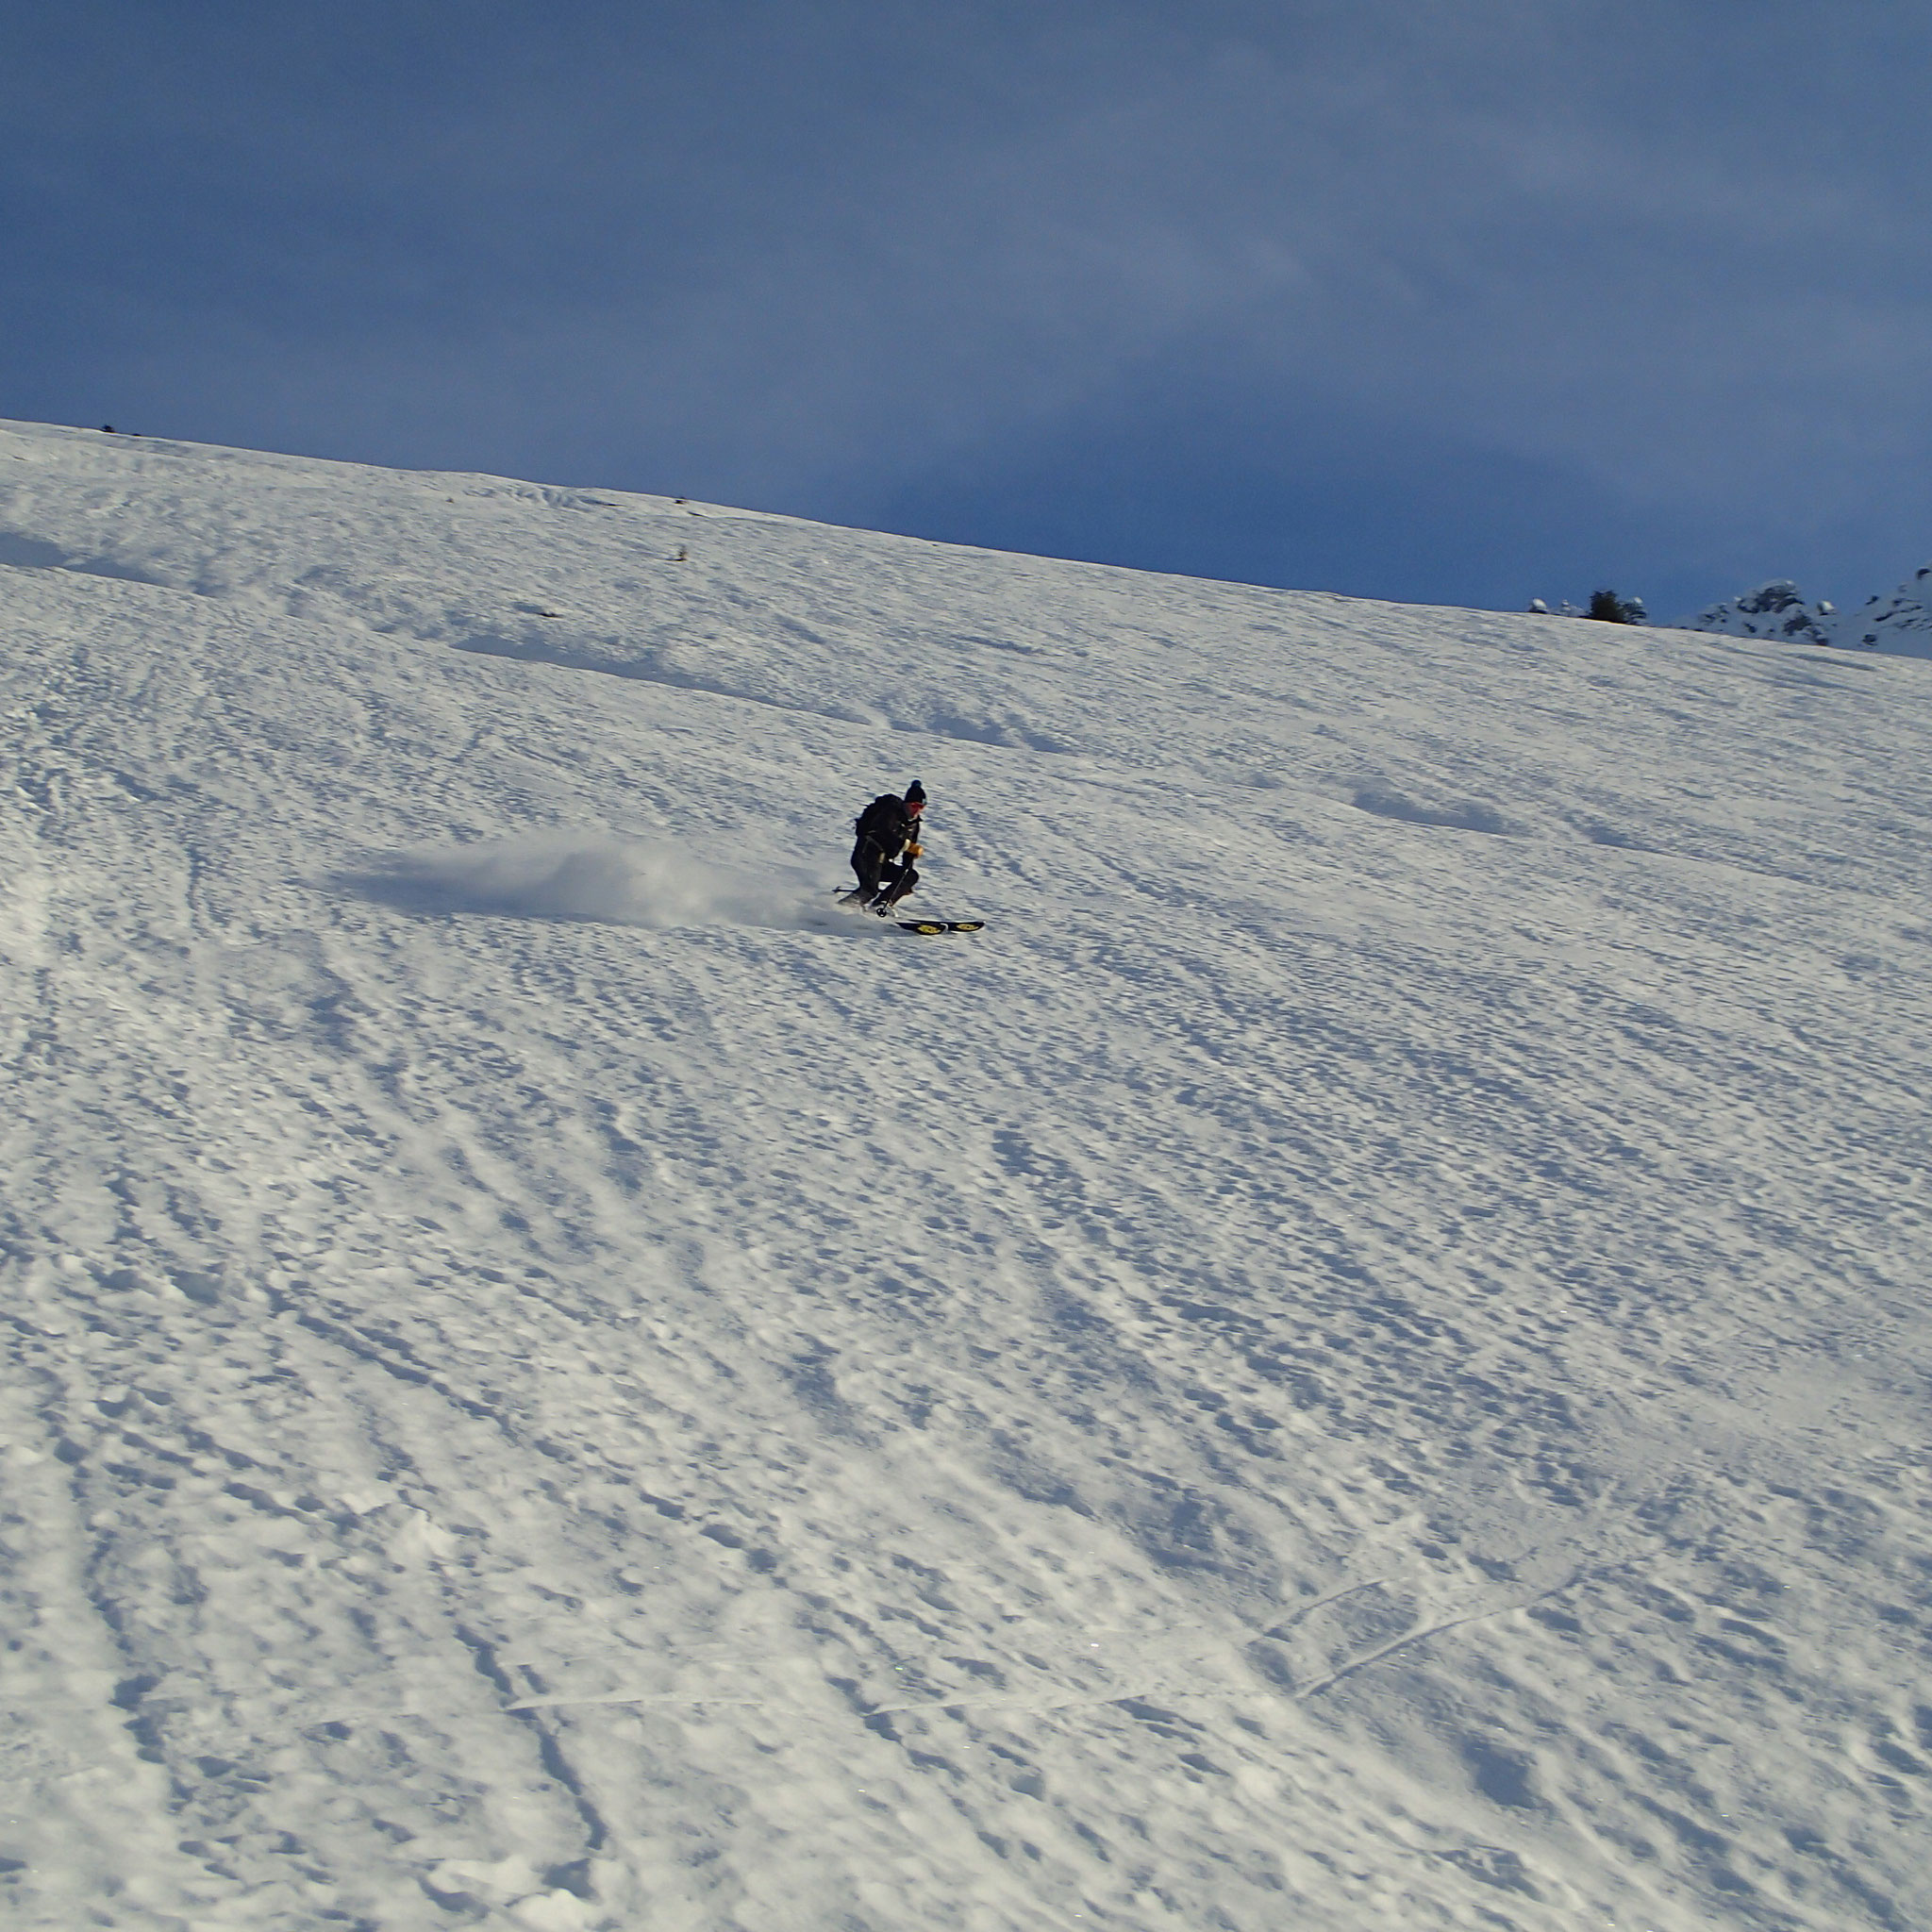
[5, 2, 1930, 608]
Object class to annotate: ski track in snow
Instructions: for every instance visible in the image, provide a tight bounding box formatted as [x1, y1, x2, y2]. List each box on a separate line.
[2, 418, 1930, 1930]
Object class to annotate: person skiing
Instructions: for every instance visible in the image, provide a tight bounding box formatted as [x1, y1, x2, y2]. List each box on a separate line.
[845, 779, 925, 910]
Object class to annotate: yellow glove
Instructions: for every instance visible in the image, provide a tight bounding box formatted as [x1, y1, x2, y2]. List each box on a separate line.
[906, 841, 924, 858]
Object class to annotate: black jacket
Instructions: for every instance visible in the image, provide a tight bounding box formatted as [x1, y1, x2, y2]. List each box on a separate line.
[854, 793, 918, 858]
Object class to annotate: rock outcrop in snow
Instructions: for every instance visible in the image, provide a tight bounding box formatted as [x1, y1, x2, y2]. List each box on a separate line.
[1841, 563, 1932, 656]
[1682, 578, 1839, 647]
[1682, 564, 1932, 658]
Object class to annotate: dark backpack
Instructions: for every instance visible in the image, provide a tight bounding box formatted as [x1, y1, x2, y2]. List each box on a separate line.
[854, 794, 908, 846]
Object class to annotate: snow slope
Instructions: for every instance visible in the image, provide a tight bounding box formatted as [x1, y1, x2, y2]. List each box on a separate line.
[3, 418, 1930, 1932]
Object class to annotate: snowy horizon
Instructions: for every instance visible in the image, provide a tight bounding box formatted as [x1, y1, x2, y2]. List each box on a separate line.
[48, 422, 1932, 652]
[3, 418, 1929, 1930]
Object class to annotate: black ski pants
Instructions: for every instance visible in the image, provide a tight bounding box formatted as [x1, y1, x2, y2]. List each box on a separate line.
[851, 837, 918, 906]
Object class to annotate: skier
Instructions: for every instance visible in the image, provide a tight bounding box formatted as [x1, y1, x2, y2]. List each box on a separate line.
[845, 779, 925, 910]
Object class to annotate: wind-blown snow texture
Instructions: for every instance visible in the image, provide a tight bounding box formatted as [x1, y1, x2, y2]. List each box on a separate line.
[3, 419, 1930, 1932]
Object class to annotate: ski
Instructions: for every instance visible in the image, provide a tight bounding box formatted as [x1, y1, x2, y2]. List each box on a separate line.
[833, 889, 978, 932]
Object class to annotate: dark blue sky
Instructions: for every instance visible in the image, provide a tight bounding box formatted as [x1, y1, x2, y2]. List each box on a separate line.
[5, 2, 1929, 617]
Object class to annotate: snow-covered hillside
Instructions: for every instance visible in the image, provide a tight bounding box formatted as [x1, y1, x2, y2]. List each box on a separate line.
[4, 418, 1929, 1932]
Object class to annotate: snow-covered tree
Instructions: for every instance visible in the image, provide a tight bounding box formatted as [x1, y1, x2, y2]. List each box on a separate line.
[1588, 589, 1646, 624]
